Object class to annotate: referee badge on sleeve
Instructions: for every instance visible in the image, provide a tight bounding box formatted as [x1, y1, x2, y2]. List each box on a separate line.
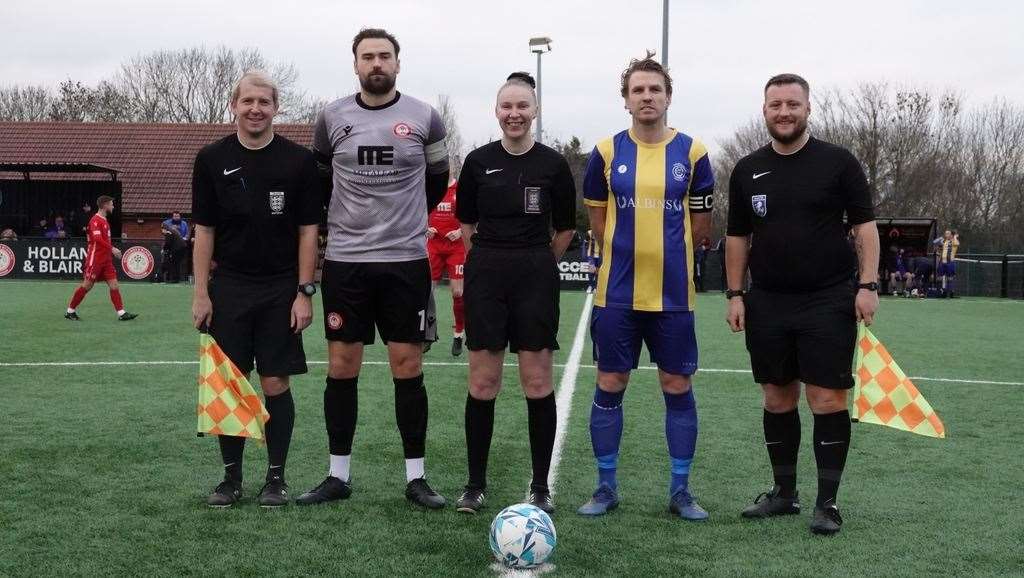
[751, 194, 767, 217]
[269, 191, 285, 215]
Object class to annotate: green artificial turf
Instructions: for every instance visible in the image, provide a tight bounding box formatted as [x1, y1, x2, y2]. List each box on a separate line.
[2, 280, 1021, 576]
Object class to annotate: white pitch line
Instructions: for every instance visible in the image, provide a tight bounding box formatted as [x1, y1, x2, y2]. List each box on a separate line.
[2, 355, 1020, 387]
[545, 291, 594, 497]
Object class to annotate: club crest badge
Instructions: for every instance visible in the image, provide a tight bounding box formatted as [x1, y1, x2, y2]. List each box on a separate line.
[671, 162, 688, 182]
[269, 191, 285, 215]
[751, 194, 767, 217]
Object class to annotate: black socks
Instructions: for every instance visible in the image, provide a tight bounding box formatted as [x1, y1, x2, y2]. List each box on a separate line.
[527, 393, 557, 491]
[465, 394, 496, 490]
[763, 408, 801, 497]
[264, 389, 295, 480]
[394, 374, 428, 459]
[813, 410, 851, 508]
[325, 376, 358, 455]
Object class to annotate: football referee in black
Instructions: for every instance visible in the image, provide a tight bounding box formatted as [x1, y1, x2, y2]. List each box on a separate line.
[192, 71, 322, 507]
[453, 72, 576, 514]
[725, 73, 879, 535]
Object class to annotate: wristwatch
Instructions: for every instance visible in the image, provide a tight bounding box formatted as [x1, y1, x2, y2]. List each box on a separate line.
[725, 289, 746, 299]
[298, 282, 317, 297]
[857, 282, 879, 292]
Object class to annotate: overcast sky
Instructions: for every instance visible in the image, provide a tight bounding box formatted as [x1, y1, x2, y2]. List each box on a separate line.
[3, 0, 1023, 153]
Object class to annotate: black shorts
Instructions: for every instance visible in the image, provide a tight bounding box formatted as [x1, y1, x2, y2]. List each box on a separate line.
[321, 259, 431, 344]
[464, 247, 560, 353]
[209, 272, 307, 377]
[744, 281, 857, 390]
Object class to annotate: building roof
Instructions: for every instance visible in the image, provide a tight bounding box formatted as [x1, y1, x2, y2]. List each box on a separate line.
[0, 122, 313, 215]
[0, 162, 119, 176]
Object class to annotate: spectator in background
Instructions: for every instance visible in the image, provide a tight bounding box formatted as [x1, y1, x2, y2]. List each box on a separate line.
[887, 246, 913, 297]
[46, 216, 68, 239]
[163, 211, 189, 241]
[77, 201, 94, 235]
[1, 228, 16, 240]
[160, 221, 188, 283]
[32, 218, 49, 237]
[910, 254, 935, 297]
[935, 229, 959, 298]
[695, 237, 711, 292]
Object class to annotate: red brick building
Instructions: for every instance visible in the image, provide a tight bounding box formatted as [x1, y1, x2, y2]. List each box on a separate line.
[0, 122, 313, 238]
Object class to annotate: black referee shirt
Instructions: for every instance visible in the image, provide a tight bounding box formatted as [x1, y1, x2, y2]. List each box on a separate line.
[192, 134, 322, 277]
[456, 141, 576, 250]
[726, 137, 875, 293]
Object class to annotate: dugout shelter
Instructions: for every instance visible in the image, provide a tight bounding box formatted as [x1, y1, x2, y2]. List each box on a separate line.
[0, 162, 123, 238]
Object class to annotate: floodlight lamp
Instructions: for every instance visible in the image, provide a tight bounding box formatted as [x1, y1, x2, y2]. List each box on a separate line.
[529, 37, 552, 53]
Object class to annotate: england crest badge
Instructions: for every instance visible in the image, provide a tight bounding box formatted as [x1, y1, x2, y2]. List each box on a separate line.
[269, 191, 285, 215]
[751, 194, 767, 217]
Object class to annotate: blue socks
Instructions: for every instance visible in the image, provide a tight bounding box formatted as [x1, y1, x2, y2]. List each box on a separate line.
[590, 386, 699, 496]
[664, 389, 698, 496]
[590, 387, 624, 490]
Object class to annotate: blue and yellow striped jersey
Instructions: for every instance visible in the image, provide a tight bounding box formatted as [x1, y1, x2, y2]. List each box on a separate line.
[582, 129, 714, 312]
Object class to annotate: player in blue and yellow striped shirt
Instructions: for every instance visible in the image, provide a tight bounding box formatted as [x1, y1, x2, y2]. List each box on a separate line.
[577, 52, 714, 521]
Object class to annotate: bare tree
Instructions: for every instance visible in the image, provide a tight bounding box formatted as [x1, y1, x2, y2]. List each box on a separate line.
[716, 83, 1024, 251]
[436, 94, 463, 178]
[0, 85, 53, 121]
[79, 46, 310, 124]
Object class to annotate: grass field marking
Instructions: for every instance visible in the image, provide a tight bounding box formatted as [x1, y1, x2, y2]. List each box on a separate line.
[491, 292, 592, 577]
[546, 291, 595, 498]
[3, 359, 1021, 387]
[491, 562, 556, 576]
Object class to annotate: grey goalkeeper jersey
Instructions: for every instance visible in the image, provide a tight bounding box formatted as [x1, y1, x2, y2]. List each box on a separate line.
[314, 92, 449, 262]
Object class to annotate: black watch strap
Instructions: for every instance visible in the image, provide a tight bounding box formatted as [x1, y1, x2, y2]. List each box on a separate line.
[725, 289, 745, 299]
[857, 282, 879, 292]
[298, 282, 317, 296]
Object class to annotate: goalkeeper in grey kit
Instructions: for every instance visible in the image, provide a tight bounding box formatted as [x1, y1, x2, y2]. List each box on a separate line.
[297, 28, 451, 509]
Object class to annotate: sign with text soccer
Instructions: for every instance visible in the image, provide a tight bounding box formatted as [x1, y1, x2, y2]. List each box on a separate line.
[0, 239, 161, 281]
[557, 256, 594, 289]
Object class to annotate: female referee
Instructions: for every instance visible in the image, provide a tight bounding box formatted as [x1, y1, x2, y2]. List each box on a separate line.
[454, 72, 577, 514]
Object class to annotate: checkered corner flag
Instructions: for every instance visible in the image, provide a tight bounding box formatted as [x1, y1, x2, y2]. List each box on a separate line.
[852, 324, 946, 438]
[196, 332, 269, 441]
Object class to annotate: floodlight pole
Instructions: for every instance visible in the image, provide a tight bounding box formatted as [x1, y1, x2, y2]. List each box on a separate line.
[662, 0, 669, 67]
[536, 50, 543, 144]
[529, 37, 552, 144]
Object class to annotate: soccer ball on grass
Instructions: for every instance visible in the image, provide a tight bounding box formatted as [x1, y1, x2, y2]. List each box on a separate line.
[489, 503, 557, 568]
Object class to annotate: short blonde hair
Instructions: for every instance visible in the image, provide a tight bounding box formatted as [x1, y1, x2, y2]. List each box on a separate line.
[231, 70, 279, 106]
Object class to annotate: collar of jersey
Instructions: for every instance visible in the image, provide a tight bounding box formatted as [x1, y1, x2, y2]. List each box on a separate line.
[627, 127, 678, 148]
[356, 91, 401, 110]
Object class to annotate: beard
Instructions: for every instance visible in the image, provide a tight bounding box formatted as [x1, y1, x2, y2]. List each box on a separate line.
[360, 71, 396, 95]
[767, 116, 808, 144]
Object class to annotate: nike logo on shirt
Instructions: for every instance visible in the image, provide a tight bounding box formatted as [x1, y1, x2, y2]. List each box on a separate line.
[485, 168, 503, 174]
[753, 171, 771, 179]
[223, 167, 242, 175]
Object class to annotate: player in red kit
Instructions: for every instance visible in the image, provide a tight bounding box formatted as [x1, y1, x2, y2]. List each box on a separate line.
[65, 195, 138, 321]
[427, 179, 466, 356]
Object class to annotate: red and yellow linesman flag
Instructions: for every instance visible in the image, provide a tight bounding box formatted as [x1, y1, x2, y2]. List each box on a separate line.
[852, 325, 945, 438]
[196, 333, 269, 440]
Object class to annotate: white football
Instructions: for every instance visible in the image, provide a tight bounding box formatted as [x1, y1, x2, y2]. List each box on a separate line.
[489, 503, 557, 569]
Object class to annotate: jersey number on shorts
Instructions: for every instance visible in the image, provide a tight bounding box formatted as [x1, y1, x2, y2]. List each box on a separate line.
[418, 309, 426, 331]
[455, 264, 464, 276]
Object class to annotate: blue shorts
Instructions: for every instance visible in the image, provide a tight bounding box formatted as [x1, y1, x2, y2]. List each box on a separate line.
[938, 262, 956, 277]
[590, 306, 698, 376]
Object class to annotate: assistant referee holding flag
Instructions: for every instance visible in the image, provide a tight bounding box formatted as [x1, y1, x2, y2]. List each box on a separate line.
[192, 71, 321, 507]
[725, 73, 879, 535]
